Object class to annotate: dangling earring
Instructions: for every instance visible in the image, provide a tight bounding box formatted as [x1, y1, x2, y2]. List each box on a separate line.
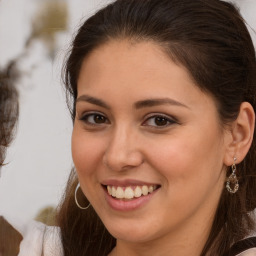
[226, 157, 239, 194]
[75, 183, 91, 210]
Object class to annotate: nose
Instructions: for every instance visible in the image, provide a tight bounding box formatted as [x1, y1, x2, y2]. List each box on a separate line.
[103, 126, 144, 172]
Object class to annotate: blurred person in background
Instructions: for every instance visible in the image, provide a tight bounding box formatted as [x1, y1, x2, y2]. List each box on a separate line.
[0, 63, 18, 168]
[0, 64, 20, 255]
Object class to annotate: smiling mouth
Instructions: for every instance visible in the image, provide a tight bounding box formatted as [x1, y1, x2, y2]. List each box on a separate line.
[104, 185, 160, 200]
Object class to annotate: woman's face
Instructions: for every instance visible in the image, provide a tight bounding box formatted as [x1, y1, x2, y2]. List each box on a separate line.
[72, 40, 228, 245]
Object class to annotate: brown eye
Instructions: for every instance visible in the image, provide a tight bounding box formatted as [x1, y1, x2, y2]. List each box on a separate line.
[93, 114, 106, 124]
[80, 113, 109, 125]
[143, 114, 176, 127]
[154, 116, 168, 126]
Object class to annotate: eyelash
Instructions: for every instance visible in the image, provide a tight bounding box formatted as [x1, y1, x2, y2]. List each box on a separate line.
[78, 112, 177, 128]
[79, 112, 109, 126]
[142, 114, 177, 128]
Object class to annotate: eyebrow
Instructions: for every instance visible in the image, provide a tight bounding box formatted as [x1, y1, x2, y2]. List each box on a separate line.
[76, 94, 189, 109]
[76, 95, 110, 109]
[135, 98, 189, 109]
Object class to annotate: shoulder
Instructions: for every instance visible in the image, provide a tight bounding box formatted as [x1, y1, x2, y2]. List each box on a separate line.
[18, 220, 63, 256]
[228, 237, 256, 256]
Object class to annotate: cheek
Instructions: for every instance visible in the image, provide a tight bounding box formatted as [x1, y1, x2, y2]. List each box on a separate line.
[148, 139, 195, 182]
[71, 129, 104, 176]
[146, 132, 226, 220]
[146, 128, 225, 186]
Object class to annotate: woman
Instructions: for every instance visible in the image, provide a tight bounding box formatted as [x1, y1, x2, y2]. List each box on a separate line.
[56, 0, 256, 255]
[20, 0, 256, 255]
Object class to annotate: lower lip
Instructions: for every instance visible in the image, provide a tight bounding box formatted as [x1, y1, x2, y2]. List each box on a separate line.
[103, 188, 158, 211]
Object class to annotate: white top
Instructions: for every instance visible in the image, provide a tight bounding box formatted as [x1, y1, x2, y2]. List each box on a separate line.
[17, 220, 63, 256]
[237, 249, 256, 256]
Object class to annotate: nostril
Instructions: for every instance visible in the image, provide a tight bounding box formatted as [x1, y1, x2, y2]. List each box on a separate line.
[102, 152, 144, 172]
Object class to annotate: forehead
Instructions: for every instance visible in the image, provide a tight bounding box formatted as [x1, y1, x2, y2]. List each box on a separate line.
[78, 40, 196, 91]
[78, 40, 217, 108]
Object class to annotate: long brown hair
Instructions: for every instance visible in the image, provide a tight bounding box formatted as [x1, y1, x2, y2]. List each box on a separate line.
[57, 0, 256, 255]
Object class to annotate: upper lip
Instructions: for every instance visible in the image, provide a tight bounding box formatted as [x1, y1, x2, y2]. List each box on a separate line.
[101, 179, 160, 187]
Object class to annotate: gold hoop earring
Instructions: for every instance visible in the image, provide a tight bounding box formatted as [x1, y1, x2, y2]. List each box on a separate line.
[226, 157, 239, 194]
[75, 183, 91, 210]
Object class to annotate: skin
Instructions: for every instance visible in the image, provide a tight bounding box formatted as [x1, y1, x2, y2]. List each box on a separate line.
[72, 40, 238, 256]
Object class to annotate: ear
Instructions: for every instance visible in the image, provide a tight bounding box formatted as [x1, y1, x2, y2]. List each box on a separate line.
[224, 102, 255, 166]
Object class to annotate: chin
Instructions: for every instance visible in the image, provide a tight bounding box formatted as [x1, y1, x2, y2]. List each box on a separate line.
[105, 221, 157, 243]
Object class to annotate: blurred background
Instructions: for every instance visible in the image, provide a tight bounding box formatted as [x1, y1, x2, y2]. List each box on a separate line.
[0, 0, 255, 225]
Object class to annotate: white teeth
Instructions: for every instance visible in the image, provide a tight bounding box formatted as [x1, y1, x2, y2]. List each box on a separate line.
[112, 187, 116, 197]
[142, 185, 149, 196]
[106, 185, 158, 199]
[134, 186, 142, 198]
[124, 187, 134, 199]
[116, 187, 124, 199]
[107, 186, 112, 195]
